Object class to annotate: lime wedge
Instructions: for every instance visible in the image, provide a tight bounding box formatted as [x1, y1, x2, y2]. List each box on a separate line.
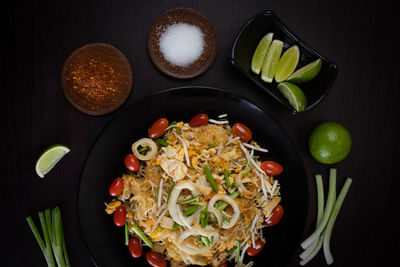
[261, 39, 283, 83]
[275, 45, 300, 82]
[287, 58, 322, 84]
[35, 145, 70, 178]
[277, 82, 307, 112]
[251, 32, 274, 75]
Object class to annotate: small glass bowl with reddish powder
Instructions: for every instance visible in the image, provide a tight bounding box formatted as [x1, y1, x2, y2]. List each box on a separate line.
[61, 43, 133, 115]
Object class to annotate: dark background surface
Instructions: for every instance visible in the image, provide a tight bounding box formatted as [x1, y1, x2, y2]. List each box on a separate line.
[3, 0, 398, 266]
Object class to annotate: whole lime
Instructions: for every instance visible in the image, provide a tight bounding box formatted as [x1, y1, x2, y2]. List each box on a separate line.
[308, 122, 352, 164]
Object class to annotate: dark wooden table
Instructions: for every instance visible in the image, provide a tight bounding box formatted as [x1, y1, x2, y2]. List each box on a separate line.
[4, 0, 398, 266]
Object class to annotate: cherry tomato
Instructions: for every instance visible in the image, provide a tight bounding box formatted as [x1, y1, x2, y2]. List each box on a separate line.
[128, 237, 142, 258]
[232, 123, 252, 142]
[124, 154, 140, 172]
[113, 206, 127, 226]
[260, 161, 283, 176]
[109, 178, 124, 196]
[246, 240, 265, 256]
[148, 118, 169, 139]
[146, 251, 166, 267]
[265, 204, 284, 226]
[190, 113, 209, 127]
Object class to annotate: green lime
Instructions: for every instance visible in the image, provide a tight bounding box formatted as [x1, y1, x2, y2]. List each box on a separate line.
[261, 39, 283, 83]
[275, 45, 300, 82]
[251, 32, 274, 75]
[287, 58, 322, 84]
[309, 122, 352, 164]
[277, 82, 307, 112]
[35, 145, 70, 178]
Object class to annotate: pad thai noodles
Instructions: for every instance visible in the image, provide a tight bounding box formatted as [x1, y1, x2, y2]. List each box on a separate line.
[105, 113, 284, 267]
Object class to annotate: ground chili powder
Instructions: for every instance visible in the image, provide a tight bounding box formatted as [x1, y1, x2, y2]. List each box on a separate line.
[65, 56, 123, 110]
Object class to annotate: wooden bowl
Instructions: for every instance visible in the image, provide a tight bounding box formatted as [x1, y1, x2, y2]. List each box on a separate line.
[61, 43, 133, 115]
[147, 8, 218, 79]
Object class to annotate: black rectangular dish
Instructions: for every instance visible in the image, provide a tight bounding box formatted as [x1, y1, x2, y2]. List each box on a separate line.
[231, 10, 338, 113]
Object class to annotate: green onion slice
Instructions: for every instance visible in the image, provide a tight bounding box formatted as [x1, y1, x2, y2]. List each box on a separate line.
[204, 166, 219, 192]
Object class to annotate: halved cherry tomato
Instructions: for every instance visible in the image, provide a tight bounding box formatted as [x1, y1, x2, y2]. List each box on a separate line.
[260, 161, 283, 175]
[265, 204, 284, 226]
[246, 240, 265, 256]
[124, 154, 140, 172]
[113, 206, 127, 226]
[128, 237, 142, 258]
[232, 123, 252, 142]
[146, 251, 166, 267]
[109, 178, 124, 196]
[190, 113, 209, 127]
[148, 118, 169, 139]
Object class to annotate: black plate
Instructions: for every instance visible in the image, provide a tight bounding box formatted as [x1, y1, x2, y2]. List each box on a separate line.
[231, 10, 338, 114]
[78, 86, 308, 266]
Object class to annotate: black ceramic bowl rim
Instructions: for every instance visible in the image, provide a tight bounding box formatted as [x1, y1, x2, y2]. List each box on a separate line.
[231, 10, 338, 114]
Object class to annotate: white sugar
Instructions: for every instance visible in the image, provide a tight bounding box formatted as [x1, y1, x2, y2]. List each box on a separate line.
[159, 23, 205, 67]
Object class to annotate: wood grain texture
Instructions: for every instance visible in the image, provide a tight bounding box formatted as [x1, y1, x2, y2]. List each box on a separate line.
[3, 0, 398, 266]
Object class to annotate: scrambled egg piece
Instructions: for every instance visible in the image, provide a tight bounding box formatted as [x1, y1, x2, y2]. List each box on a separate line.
[158, 146, 187, 182]
[220, 146, 243, 161]
[160, 159, 187, 182]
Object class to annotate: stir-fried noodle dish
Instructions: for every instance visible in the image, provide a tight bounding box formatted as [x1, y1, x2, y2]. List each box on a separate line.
[106, 114, 284, 267]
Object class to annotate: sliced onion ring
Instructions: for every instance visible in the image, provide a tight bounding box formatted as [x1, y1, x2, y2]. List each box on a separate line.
[208, 195, 240, 229]
[176, 231, 212, 256]
[168, 180, 200, 226]
[132, 138, 158, 160]
[192, 210, 219, 237]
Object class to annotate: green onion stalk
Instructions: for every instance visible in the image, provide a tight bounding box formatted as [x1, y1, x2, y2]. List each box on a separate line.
[216, 191, 240, 211]
[301, 169, 337, 250]
[130, 224, 153, 248]
[183, 205, 199, 217]
[178, 195, 203, 205]
[26, 206, 70, 267]
[204, 166, 219, 192]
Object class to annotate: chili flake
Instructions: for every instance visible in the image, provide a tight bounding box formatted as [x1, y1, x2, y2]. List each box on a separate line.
[64, 56, 125, 110]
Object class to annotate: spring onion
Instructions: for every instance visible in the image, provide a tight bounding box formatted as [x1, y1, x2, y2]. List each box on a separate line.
[154, 138, 169, 147]
[300, 236, 323, 266]
[223, 217, 231, 224]
[242, 167, 251, 176]
[228, 246, 237, 254]
[299, 174, 325, 260]
[125, 223, 129, 246]
[299, 169, 352, 266]
[201, 236, 211, 247]
[196, 236, 205, 246]
[183, 205, 199, 217]
[224, 169, 231, 188]
[323, 177, 352, 264]
[26, 206, 70, 267]
[172, 222, 180, 230]
[137, 145, 149, 154]
[167, 184, 175, 203]
[215, 191, 240, 211]
[200, 207, 209, 228]
[236, 240, 240, 262]
[301, 169, 337, 249]
[207, 142, 218, 149]
[204, 166, 219, 192]
[131, 224, 153, 248]
[178, 195, 203, 205]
